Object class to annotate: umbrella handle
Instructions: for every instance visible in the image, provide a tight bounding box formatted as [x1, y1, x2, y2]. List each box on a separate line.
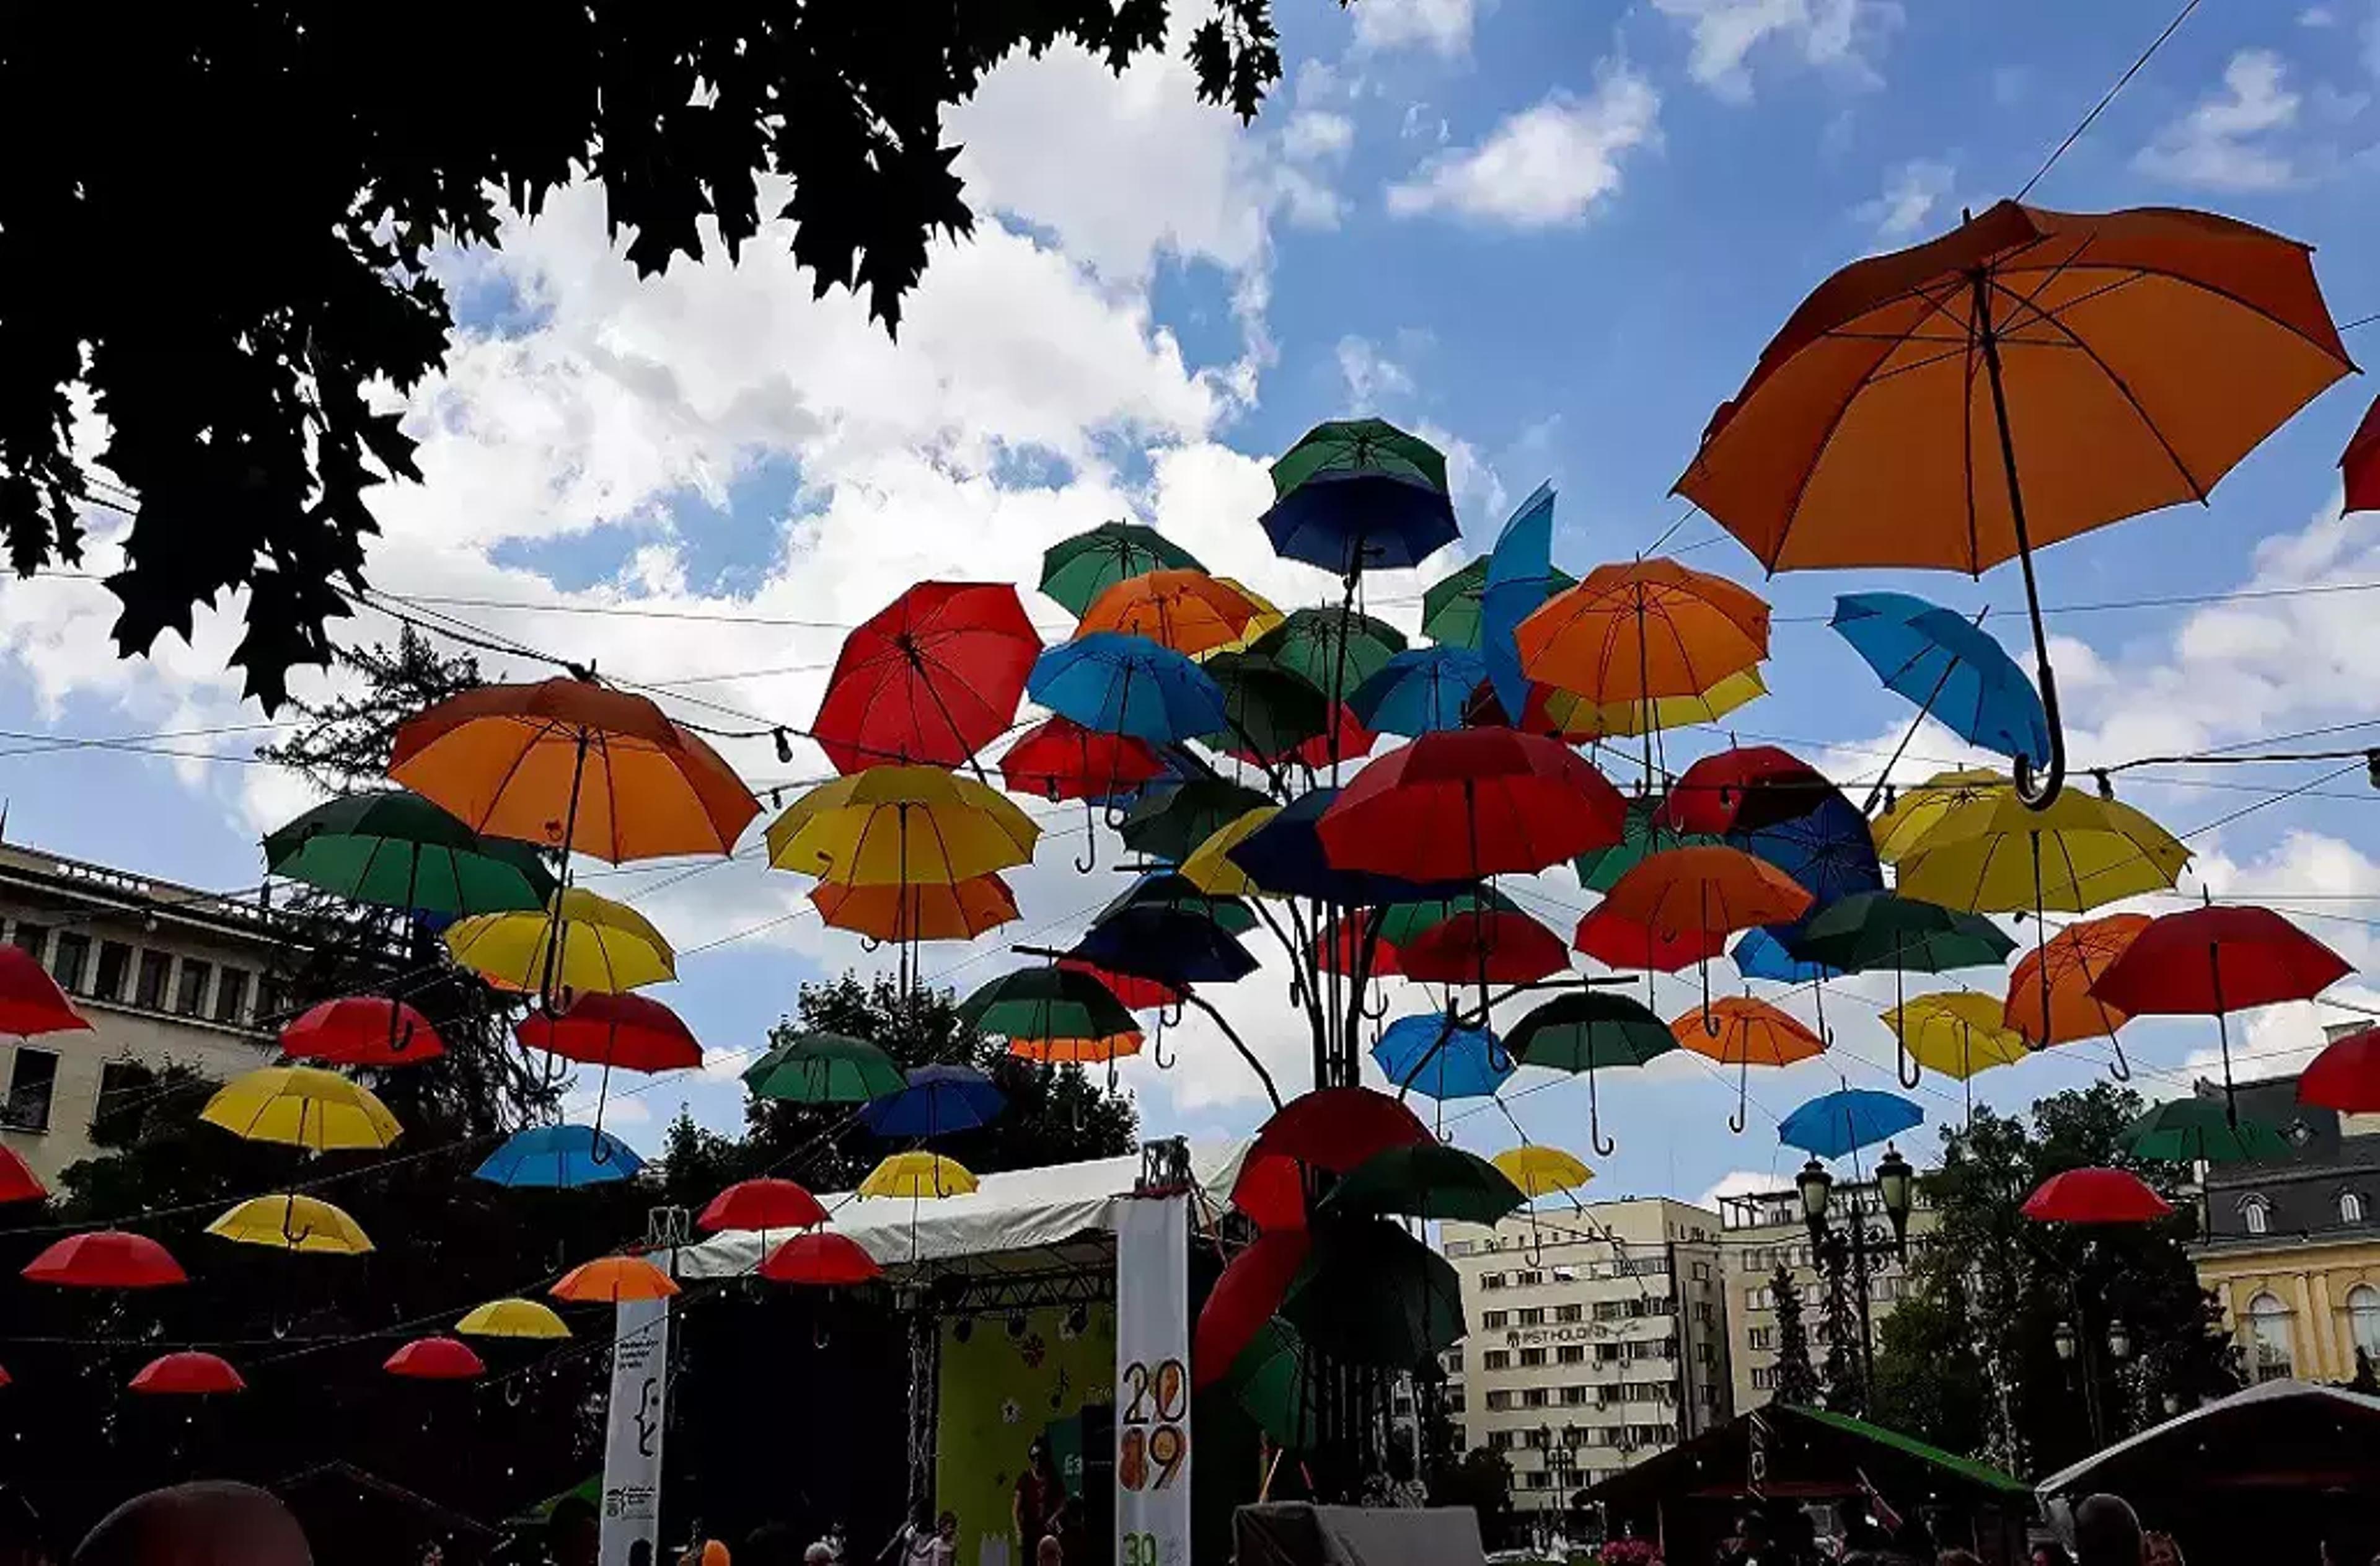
[1729, 1056, 1748, 1135]
[858, 935, 884, 953]
[505, 1379, 525, 1409]
[1160, 999, 1186, 1030]
[1897, 1035, 1921, 1090]
[1589, 1067, 1616, 1158]
[1975, 269, 2067, 813]
[1075, 800, 1100, 874]
[1360, 984, 1390, 1023]
[2105, 1032, 2132, 1082]
[1153, 1026, 1177, 1071]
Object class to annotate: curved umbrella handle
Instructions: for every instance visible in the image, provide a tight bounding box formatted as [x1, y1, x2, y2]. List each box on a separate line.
[1075, 800, 1100, 874]
[1897, 1034, 1921, 1089]
[858, 935, 884, 954]
[1728, 1055, 1748, 1135]
[1160, 999, 1185, 1030]
[1361, 983, 1390, 1022]
[505, 1379, 526, 1409]
[2106, 1032, 2133, 1082]
[1153, 1027, 1178, 1071]
[1589, 1066, 1616, 1159]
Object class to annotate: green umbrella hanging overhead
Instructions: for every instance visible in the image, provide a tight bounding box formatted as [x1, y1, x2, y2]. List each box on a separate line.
[1099, 872, 1258, 936]
[1120, 778, 1274, 862]
[1199, 653, 1333, 764]
[2127, 1099, 2293, 1165]
[961, 967, 1142, 1051]
[1249, 608, 1409, 697]
[1792, 891, 2014, 1086]
[1039, 521, 1202, 617]
[1505, 991, 1678, 1156]
[1281, 1219, 1465, 1369]
[1572, 795, 1718, 894]
[1318, 1144, 1527, 1226]
[1374, 888, 1523, 949]
[1228, 1316, 1321, 1449]
[1422, 557, 1579, 651]
[264, 789, 556, 916]
[742, 1031, 906, 1104]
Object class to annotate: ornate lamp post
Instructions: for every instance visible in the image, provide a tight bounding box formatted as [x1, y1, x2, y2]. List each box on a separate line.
[2053, 1314, 2133, 1448]
[1797, 1146, 1915, 1401]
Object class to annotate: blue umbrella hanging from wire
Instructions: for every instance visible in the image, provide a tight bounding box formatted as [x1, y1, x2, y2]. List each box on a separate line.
[859, 1063, 1007, 1139]
[1778, 1087, 1923, 1160]
[1830, 592, 2050, 800]
[1373, 1013, 1512, 1103]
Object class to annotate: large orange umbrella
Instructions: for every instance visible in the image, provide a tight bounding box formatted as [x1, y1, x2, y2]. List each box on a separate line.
[1601, 846, 1813, 1021]
[1674, 996, 1826, 1133]
[1075, 570, 1264, 658]
[1677, 201, 2352, 808]
[390, 678, 756, 862]
[809, 874, 1021, 944]
[2004, 913, 2151, 1077]
[1517, 559, 1769, 719]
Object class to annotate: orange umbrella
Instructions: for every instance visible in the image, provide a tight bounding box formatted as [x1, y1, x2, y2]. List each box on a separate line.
[1674, 996, 1826, 1133]
[1601, 846, 1813, 1021]
[1007, 1029, 1144, 1066]
[550, 1255, 679, 1304]
[1075, 570, 1264, 658]
[1677, 201, 2352, 809]
[390, 678, 756, 862]
[809, 874, 1021, 944]
[2004, 913, 2151, 1077]
[1517, 560, 1770, 736]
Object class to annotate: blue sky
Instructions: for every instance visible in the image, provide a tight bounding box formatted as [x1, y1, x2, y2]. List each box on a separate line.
[6, 0, 2380, 1208]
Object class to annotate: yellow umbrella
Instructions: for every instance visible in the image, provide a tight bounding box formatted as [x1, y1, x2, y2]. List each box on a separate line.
[1871, 769, 2009, 864]
[859, 1151, 978, 1200]
[205, 1194, 374, 1256]
[201, 1067, 402, 1152]
[1490, 1146, 1595, 1200]
[1179, 806, 1279, 897]
[765, 768, 1038, 888]
[1540, 668, 1768, 740]
[1883, 991, 2032, 1118]
[445, 887, 676, 996]
[456, 1297, 571, 1340]
[1893, 789, 2190, 914]
[1192, 578, 1285, 661]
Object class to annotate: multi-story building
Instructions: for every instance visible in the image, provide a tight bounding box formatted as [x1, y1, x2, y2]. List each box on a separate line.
[2189, 1063, 2380, 1383]
[1439, 1198, 1731, 1514]
[0, 839, 296, 1182]
[1719, 1177, 1939, 1412]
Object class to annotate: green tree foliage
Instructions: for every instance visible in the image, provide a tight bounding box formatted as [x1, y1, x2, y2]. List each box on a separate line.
[1816, 1241, 1864, 1417]
[1768, 1265, 1820, 1406]
[0, 3, 1320, 708]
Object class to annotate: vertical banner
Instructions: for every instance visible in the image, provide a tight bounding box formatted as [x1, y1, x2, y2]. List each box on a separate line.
[599, 1297, 671, 1566]
[1114, 1195, 1191, 1566]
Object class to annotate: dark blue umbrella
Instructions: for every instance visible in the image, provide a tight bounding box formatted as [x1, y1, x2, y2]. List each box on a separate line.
[1259, 419, 1461, 575]
[1729, 792, 1882, 911]
[1227, 788, 1471, 906]
[474, 1125, 644, 1188]
[1350, 647, 1488, 737]
[860, 1063, 1007, 1138]
[1373, 1014, 1512, 1102]
[1831, 591, 2050, 766]
[1732, 927, 1844, 984]
[1074, 905, 1259, 986]
[1779, 1088, 1923, 1159]
[1026, 633, 1227, 746]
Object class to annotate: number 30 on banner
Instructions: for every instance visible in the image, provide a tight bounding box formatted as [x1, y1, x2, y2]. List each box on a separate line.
[1118, 1357, 1189, 1492]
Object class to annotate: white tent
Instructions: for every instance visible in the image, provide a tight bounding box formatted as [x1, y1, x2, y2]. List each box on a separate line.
[2034, 1377, 2380, 1497]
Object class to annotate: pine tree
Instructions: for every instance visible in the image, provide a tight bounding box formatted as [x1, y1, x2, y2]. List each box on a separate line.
[1770, 1265, 1820, 1405]
[1818, 1241, 1866, 1415]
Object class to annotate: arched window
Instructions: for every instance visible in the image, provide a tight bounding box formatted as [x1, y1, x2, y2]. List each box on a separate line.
[2247, 1291, 2294, 1381]
[2348, 1284, 2380, 1365]
[2242, 1195, 2272, 1236]
[2342, 1190, 2368, 1225]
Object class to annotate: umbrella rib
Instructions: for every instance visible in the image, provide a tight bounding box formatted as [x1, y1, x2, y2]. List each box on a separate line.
[472, 716, 567, 841]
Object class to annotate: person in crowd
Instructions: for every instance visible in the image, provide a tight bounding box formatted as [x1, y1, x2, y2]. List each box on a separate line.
[1033, 1539, 1062, 1566]
[879, 1506, 953, 1566]
[1012, 1436, 1063, 1554]
[2072, 1495, 2144, 1566]
[2140, 1533, 2185, 1566]
[547, 1498, 599, 1566]
[72, 1483, 312, 1566]
[2031, 1544, 2076, 1566]
[803, 1549, 834, 1566]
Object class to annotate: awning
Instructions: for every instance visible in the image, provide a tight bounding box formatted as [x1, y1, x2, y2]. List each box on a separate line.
[2035, 1379, 2380, 1497]
[1587, 1403, 2030, 1510]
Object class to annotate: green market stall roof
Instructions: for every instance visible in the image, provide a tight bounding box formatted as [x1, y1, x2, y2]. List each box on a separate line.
[1588, 1403, 2030, 1510]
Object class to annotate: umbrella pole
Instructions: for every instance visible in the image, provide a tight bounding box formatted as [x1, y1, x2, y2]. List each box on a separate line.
[1974, 272, 2068, 811]
[1730, 1055, 1748, 1135]
[1896, 957, 1920, 1089]
[2030, 833, 2053, 1051]
[1635, 585, 1655, 791]
[536, 728, 594, 1013]
[1329, 570, 1360, 786]
[2210, 942, 2237, 1125]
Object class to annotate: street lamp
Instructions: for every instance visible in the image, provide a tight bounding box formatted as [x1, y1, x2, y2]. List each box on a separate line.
[1874, 1146, 1915, 1240]
[2053, 1319, 2078, 1364]
[1799, 1147, 1914, 1405]
[2107, 1319, 2131, 1362]
[1797, 1157, 1834, 1224]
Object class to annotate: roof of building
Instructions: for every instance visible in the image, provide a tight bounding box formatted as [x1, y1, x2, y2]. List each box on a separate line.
[1586, 1402, 2030, 1509]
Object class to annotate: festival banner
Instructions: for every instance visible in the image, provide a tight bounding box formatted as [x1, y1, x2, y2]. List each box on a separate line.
[1114, 1195, 1191, 1566]
[599, 1297, 671, 1566]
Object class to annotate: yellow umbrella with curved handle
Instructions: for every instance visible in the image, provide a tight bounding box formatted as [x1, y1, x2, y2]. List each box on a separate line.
[205, 1194, 373, 1256]
[456, 1297, 571, 1340]
[1489, 1146, 1595, 1201]
[201, 1067, 402, 1152]
[859, 1151, 978, 1200]
[445, 887, 676, 996]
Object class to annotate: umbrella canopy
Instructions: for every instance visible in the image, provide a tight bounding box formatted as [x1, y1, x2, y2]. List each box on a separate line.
[1351, 647, 1489, 737]
[551, 1255, 679, 1304]
[1575, 907, 1729, 973]
[1675, 998, 1827, 1065]
[1372, 1014, 1512, 1101]
[1056, 957, 1180, 1013]
[2127, 1097, 2293, 1165]
[1178, 807, 1276, 897]
[1195, 1231, 1311, 1389]
[1250, 607, 1408, 697]
[1204, 658, 1345, 767]
[765, 768, 1038, 887]
[1319, 726, 1626, 882]
[263, 789, 555, 916]
[1375, 889, 1523, 948]
[998, 717, 1163, 803]
[474, 1125, 645, 1188]
[2345, 392, 2380, 515]
[1040, 521, 1203, 616]
[1119, 778, 1274, 864]
[1893, 790, 2191, 914]
[2301, 1027, 2380, 1113]
[962, 968, 1141, 1055]
[1479, 482, 1558, 725]
[1228, 787, 1468, 906]
[1422, 556, 1578, 651]
[1574, 796, 1719, 893]
[697, 1179, 828, 1234]
[201, 1066, 401, 1152]
[1492, 1145, 1595, 1200]
[1779, 1089, 1923, 1159]
[1871, 769, 2011, 864]
[811, 582, 1039, 773]
[1727, 793, 1883, 916]
[0, 945, 91, 1038]
[1601, 846, 1815, 942]
[0, 1146, 45, 1205]
[278, 997, 446, 1068]
[1831, 592, 2050, 766]
[1227, 1317, 1322, 1448]
[858, 1064, 1006, 1138]
[760, 1231, 884, 1286]
[1026, 633, 1228, 746]
[743, 1031, 905, 1104]
[384, 1337, 486, 1381]
[1509, 993, 1677, 1073]
[1397, 909, 1569, 986]
[1232, 1086, 1434, 1229]
[809, 874, 1021, 944]
[456, 1298, 571, 1340]
[516, 991, 703, 1073]
[1517, 559, 1771, 732]
[22, 1231, 185, 1288]
[129, 1352, 244, 1396]
[1733, 927, 1844, 984]
[1077, 570, 1264, 658]
[2005, 913, 2151, 1047]
[2022, 1168, 2174, 1224]
[1794, 892, 2016, 976]
[1882, 993, 2030, 1081]
[389, 678, 756, 862]
[1281, 1219, 1465, 1368]
[1006, 1029, 1144, 1066]
[1320, 1144, 1526, 1225]
[1534, 668, 1768, 741]
[1659, 746, 1835, 837]
[205, 1195, 374, 1256]
[446, 888, 676, 996]
[858, 1151, 977, 1200]
[1259, 418, 1459, 575]
[1073, 904, 1258, 987]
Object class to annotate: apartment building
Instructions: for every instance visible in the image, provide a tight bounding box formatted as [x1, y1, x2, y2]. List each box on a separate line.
[1719, 1177, 1939, 1412]
[0, 839, 298, 1182]
[1440, 1198, 1731, 1515]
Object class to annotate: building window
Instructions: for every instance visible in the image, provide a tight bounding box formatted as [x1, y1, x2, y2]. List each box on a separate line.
[2343, 1191, 2368, 1226]
[1516, 1271, 1545, 1288]
[2, 1048, 58, 1131]
[48, 931, 90, 993]
[2348, 1285, 2380, 1365]
[1482, 1310, 1509, 1329]
[1444, 1347, 1464, 1373]
[1746, 1284, 1771, 1311]
[10, 921, 46, 962]
[1488, 1429, 1515, 1451]
[1521, 1388, 1549, 1409]
[1517, 1308, 1546, 1327]
[1443, 1240, 1473, 1258]
[1751, 1366, 1778, 1391]
[1556, 1345, 1585, 1365]
[1483, 1350, 1510, 1371]
[2241, 1195, 2272, 1236]
[1447, 1389, 1466, 1413]
[2247, 1291, 2294, 1380]
[174, 960, 212, 1018]
[1748, 1327, 1774, 1350]
[213, 969, 250, 1026]
[1522, 1472, 1549, 1492]
[1693, 1261, 1711, 1281]
[1450, 1423, 1466, 1449]
[1519, 1348, 1548, 1368]
[1486, 1392, 1513, 1412]
[1522, 1427, 1551, 1449]
[1560, 1385, 1590, 1405]
[92, 940, 130, 1002]
[1555, 1304, 1583, 1324]
[1481, 1273, 1506, 1291]
[134, 950, 170, 1009]
[92, 1059, 150, 1144]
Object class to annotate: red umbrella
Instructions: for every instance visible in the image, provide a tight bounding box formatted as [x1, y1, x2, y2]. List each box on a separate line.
[1231, 1087, 1434, 1231]
[1398, 911, 1569, 986]
[1574, 906, 1729, 973]
[2345, 391, 2380, 515]
[128, 1351, 244, 1396]
[516, 992, 703, 1073]
[1057, 957, 1181, 1012]
[1315, 918, 1400, 978]
[0, 1146, 46, 1205]
[23, 1231, 186, 1288]
[1194, 1231, 1311, 1389]
[1655, 746, 1831, 835]
[2300, 1027, 2380, 1113]
[2022, 1167, 2173, 1224]
[1317, 727, 1626, 882]
[0, 1365, 11, 1389]
[813, 582, 1041, 774]
[2091, 902, 2353, 1117]
[998, 717, 1163, 801]
[698, 1178, 828, 1234]
[1232, 706, 1378, 769]
[1228, 1154, 1309, 1231]
[384, 1336, 487, 1380]
[760, 1231, 883, 1286]
[279, 997, 446, 1068]
[0, 946, 91, 1037]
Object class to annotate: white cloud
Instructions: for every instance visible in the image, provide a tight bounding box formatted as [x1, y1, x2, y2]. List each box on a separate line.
[2301, 6, 2337, 25]
[1853, 157, 1954, 239]
[2135, 50, 2302, 191]
[1698, 1168, 1781, 1209]
[1651, 0, 1902, 103]
[1353, 0, 1482, 58]
[1283, 110, 1355, 163]
[1337, 335, 1418, 405]
[1385, 70, 1660, 228]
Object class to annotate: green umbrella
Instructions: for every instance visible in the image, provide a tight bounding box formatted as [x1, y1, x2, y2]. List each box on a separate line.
[2128, 1098, 2293, 1165]
[1100, 872, 1257, 936]
[264, 789, 555, 916]
[1271, 418, 1450, 498]
[742, 1031, 906, 1104]
[1319, 1144, 1526, 1225]
[1228, 1317, 1321, 1449]
[961, 967, 1140, 1048]
[1198, 652, 1332, 764]
[1572, 795, 1717, 894]
[1281, 1219, 1465, 1370]
[1039, 521, 1202, 617]
[1505, 992, 1677, 1156]
[1249, 608, 1409, 699]
[1120, 778, 1273, 862]
[1794, 892, 2014, 1087]
[1375, 888, 1521, 949]
[1422, 557, 1578, 651]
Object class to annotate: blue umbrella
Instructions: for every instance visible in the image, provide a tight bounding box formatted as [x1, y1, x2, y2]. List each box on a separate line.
[1831, 592, 2050, 766]
[860, 1063, 1007, 1138]
[1350, 647, 1488, 737]
[1481, 482, 1556, 725]
[1227, 788, 1470, 907]
[1730, 792, 1882, 911]
[474, 1125, 645, 1188]
[1258, 420, 1461, 575]
[1074, 905, 1259, 986]
[1027, 633, 1227, 746]
[1778, 1089, 1923, 1159]
[1732, 927, 1844, 985]
[1373, 1014, 1512, 1102]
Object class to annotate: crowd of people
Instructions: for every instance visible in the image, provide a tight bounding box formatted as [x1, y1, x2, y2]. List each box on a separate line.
[1709, 1491, 2378, 1566]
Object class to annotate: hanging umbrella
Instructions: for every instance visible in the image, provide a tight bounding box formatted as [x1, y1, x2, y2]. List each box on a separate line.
[1227, 787, 1468, 907]
[811, 582, 1040, 773]
[2126, 1098, 2292, 1165]
[518, 991, 702, 1073]
[1491, 1145, 1595, 1201]
[2004, 913, 2150, 1081]
[1423, 557, 1578, 651]
[1074, 905, 1259, 988]
[810, 875, 1021, 945]
[1892, 790, 2191, 913]
[1007, 1029, 1144, 1066]
[1882, 992, 2029, 1118]
[2344, 392, 2380, 514]
[963, 968, 1142, 1057]
[129, 1353, 244, 1397]
[1056, 957, 1180, 1014]
[22, 1231, 185, 1288]
[1280, 1219, 1465, 1368]
[278, 997, 446, 1068]
[1351, 647, 1489, 737]
[2301, 1027, 2380, 1113]
[743, 1031, 906, 1104]
[551, 1255, 679, 1304]
[1119, 778, 1273, 864]
[263, 789, 555, 916]
[766, 767, 1038, 887]
[1831, 593, 2050, 766]
[0, 1147, 45, 1205]
[446, 888, 676, 997]
[1729, 794, 1882, 920]
[1319, 727, 1626, 882]
[1657, 745, 1832, 836]
[201, 1066, 401, 1152]
[1871, 770, 2011, 864]
[1199, 578, 1289, 660]
[474, 1125, 645, 1188]
[205, 1195, 373, 1256]
[1320, 1144, 1526, 1225]
[859, 1151, 978, 1199]
[385, 1337, 487, 1380]
[1232, 1086, 1434, 1231]
[858, 1064, 1006, 1138]
[1677, 200, 2351, 807]
[1376, 889, 1523, 948]
[1602, 845, 1815, 1020]
[1794, 891, 2016, 1083]
[1536, 670, 1768, 743]
[2022, 1168, 2174, 1224]
[1574, 796, 1719, 893]
[1026, 633, 1228, 746]
[1478, 482, 1559, 727]
[1250, 607, 1409, 698]
[1194, 1231, 1311, 1389]
[389, 677, 756, 862]
[0, 946, 90, 1038]
[1574, 906, 1729, 975]
[1397, 910, 1570, 986]
[2091, 902, 2352, 1120]
[999, 717, 1164, 804]
[1372, 1014, 1512, 1102]
[1179, 808, 1276, 897]
[1232, 702, 1378, 771]
[760, 1231, 884, 1286]
[1517, 559, 1771, 760]
[1041, 521, 1203, 615]
[1228, 1317, 1323, 1449]
[455, 1298, 571, 1340]
[1779, 1089, 1923, 1160]
[1732, 927, 1844, 984]
[1675, 997, 1827, 1133]
[1197, 652, 1333, 764]
[1507, 992, 1678, 1155]
[1259, 418, 1460, 575]
[1077, 570, 1265, 658]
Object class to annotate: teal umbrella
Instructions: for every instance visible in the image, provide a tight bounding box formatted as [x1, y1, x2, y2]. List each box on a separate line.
[1249, 608, 1409, 700]
[742, 1031, 906, 1104]
[1098, 872, 1258, 936]
[1422, 557, 1579, 651]
[2128, 1099, 2292, 1165]
[1318, 1144, 1525, 1224]
[1281, 1219, 1464, 1369]
[1119, 778, 1272, 862]
[1374, 889, 1522, 949]
[1039, 522, 1201, 617]
[265, 790, 555, 915]
[1505, 991, 1677, 1155]
[1792, 891, 2016, 1086]
[1199, 652, 1332, 765]
[1228, 1317, 1321, 1448]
